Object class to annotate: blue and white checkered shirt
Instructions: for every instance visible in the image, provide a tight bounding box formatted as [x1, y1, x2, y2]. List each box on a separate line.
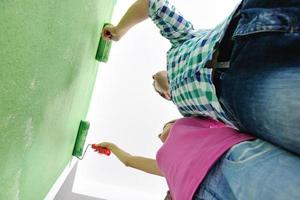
[149, 0, 240, 127]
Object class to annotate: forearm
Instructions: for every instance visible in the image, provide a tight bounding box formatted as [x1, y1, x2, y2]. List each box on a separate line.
[108, 143, 163, 176]
[116, 0, 149, 35]
[127, 156, 164, 176]
[109, 143, 132, 166]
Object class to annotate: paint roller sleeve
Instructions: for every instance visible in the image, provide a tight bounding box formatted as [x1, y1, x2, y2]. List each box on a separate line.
[95, 23, 112, 63]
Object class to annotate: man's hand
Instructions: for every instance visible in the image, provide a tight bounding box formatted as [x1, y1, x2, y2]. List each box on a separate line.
[101, 25, 124, 41]
[101, 0, 149, 42]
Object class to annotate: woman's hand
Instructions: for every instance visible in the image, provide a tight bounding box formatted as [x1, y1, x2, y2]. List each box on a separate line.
[101, 25, 125, 41]
[95, 142, 116, 150]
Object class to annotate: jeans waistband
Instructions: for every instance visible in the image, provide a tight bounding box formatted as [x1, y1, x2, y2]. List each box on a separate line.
[241, 0, 300, 9]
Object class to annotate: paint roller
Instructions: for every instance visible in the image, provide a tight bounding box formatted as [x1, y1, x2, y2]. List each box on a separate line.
[95, 23, 113, 63]
[72, 120, 111, 160]
[73, 24, 113, 158]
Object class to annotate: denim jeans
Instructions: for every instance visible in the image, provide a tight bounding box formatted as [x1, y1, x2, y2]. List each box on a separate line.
[218, 0, 300, 154]
[193, 139, 300, 200]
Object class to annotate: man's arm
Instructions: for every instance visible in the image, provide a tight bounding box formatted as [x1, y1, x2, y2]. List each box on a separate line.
[148, 0, 195, 45]
[96, 142, 164, 176]
[102, 0, 149, 41]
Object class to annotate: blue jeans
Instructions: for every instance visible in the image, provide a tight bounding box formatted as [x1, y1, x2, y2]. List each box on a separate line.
[193, 139, 300, 200]
[218, 0, 300, 154]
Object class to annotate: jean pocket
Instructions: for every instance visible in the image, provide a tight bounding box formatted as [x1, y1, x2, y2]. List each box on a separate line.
[223, 139, 277, 165]
[233, 7, 300, 39]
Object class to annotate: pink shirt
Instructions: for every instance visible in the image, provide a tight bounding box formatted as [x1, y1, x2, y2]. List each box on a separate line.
[156, 117, 254, 200]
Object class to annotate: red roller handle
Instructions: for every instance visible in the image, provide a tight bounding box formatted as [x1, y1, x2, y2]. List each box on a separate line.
[91, 144, 111, 156]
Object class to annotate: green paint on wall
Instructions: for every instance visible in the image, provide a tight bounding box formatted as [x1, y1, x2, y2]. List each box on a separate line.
[0, 0, 116, 199]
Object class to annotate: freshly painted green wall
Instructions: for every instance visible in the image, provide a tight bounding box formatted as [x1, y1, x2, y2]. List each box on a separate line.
[0, 0, 115, 199]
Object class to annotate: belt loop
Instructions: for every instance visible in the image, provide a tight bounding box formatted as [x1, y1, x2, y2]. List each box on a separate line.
[290, 17, 298, 33]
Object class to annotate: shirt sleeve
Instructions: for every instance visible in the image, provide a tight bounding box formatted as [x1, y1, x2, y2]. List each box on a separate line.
[148, 0, 195, 46]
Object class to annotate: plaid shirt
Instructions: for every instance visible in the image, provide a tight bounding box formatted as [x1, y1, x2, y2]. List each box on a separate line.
[149, 0, 240, 127]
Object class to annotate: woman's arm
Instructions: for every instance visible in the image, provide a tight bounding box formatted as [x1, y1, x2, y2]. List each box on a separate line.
[96, 142, 164, 177]
[102, 0, 149, 41]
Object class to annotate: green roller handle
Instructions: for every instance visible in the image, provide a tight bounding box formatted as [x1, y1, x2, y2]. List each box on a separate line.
[95, 23, 112, 63]
[72, 120, 90, 158]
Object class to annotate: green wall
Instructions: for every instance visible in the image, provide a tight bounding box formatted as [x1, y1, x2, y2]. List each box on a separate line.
[0, 0, 116, 199]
